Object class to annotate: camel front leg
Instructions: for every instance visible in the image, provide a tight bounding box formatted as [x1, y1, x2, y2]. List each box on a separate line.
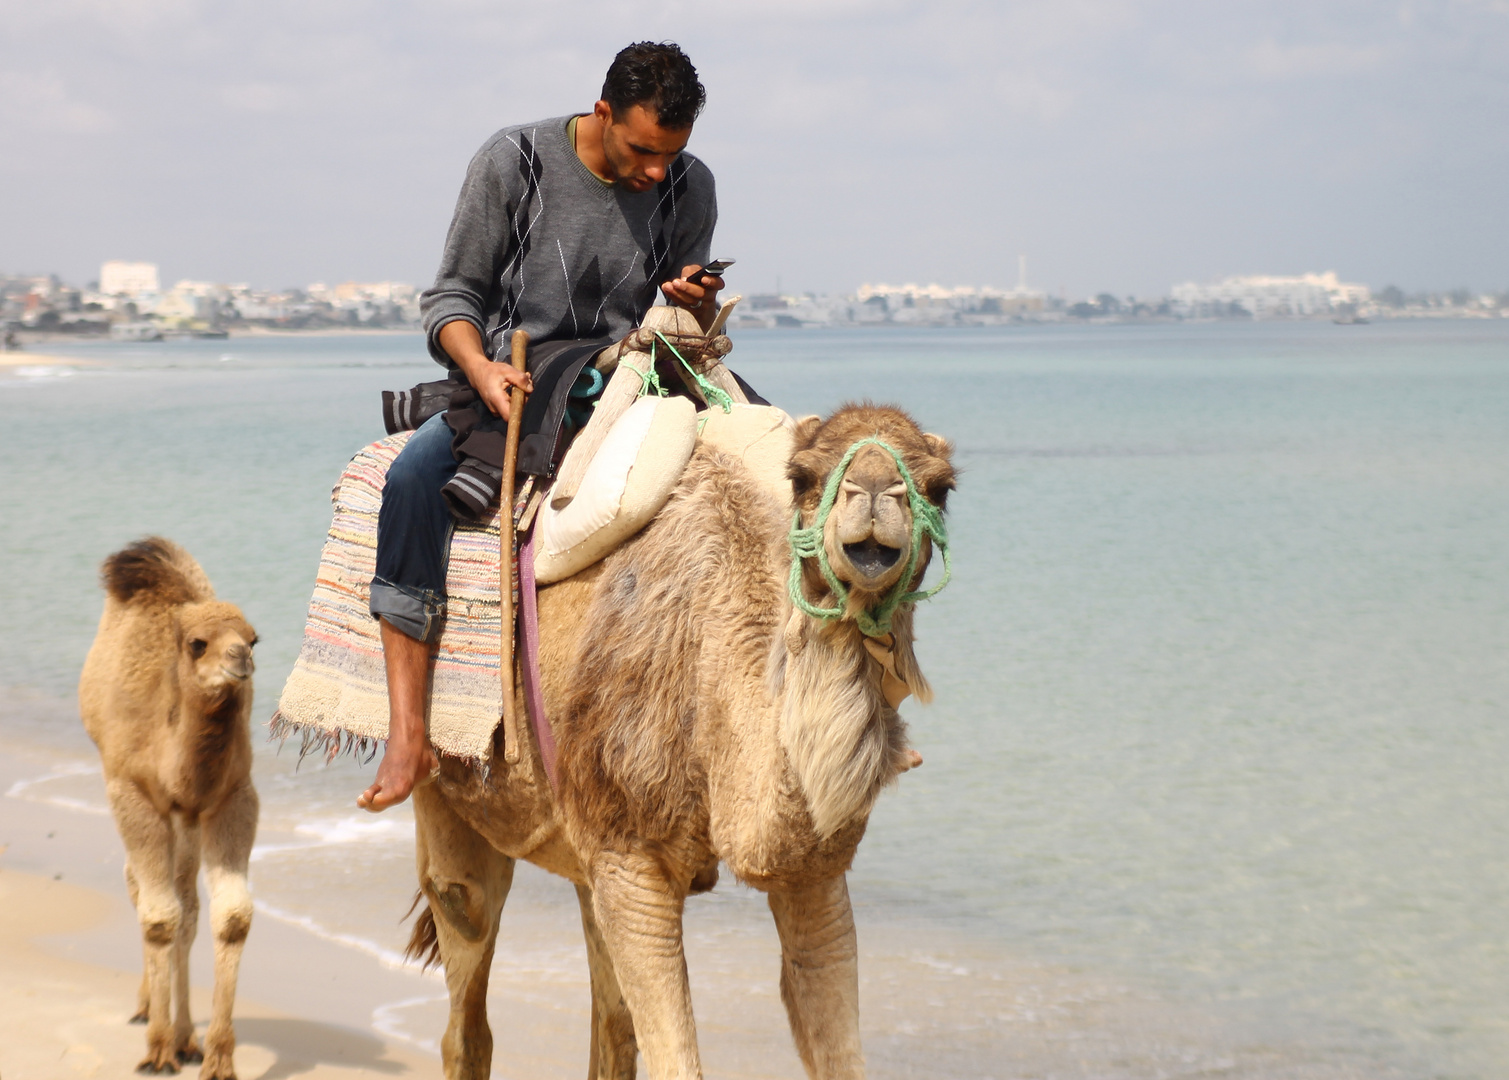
[170, 814, 204, 1065]
[199, 779, 258, 1080]
[575, 882, 638, 1080]
[106, 778, 181, 1074]
[413, 782, 513, 1080]
[767, 874, 863, 1080]
[589, 850, 700, 1080]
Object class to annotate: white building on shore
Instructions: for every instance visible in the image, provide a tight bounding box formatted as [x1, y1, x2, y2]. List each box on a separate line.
[99, 261, 160, 298]
[1171, 271, 1370, 317]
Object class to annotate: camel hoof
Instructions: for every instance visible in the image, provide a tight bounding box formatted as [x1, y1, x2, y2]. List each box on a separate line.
[176, 1045, 204, 1064]
[200, 1051, 237, 1080]
[135, 1056, 180, 1075]
[129, 1009, 149, 1025]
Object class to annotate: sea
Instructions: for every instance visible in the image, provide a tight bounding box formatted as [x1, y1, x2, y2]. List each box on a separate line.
[2, 319, 1506, 1079]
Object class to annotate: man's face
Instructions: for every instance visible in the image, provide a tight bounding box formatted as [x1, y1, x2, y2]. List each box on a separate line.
[597, 101, 691, 193]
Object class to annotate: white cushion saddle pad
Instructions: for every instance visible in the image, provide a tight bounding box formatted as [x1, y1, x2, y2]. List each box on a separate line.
[696, 403, 796, 514]
[533, 395, 698, 584]
[532, 399, 796, 586]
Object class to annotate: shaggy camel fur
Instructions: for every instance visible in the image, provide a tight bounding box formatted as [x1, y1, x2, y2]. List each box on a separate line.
[80, 538, 259, 1078]
[404, 403, 954, 1079]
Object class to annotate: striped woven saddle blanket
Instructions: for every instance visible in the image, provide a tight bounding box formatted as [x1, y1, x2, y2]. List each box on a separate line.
[271, 433, 508, 764]
[271, 405, 795, 766]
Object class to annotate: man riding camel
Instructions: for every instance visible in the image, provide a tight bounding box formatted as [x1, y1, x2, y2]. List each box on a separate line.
[359, 41, 727, 811]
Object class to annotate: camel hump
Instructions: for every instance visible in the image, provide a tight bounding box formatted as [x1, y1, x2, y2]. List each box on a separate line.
[101, 537, 214, 606]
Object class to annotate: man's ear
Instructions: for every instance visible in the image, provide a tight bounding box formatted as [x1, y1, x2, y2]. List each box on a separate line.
[594, 99, 614, 125]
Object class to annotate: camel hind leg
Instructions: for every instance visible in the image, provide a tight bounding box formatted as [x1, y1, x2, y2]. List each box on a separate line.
[768, 875, 863, 1080]
[107, 777, 181, 1074]
[413, 782, 514, 1080]
[199, 778, 258, 1080]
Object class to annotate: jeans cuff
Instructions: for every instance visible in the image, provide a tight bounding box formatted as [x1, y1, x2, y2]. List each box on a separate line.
[370, 578, 446, 643]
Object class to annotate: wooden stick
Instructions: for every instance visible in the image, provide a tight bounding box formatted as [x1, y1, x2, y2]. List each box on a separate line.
[500, 330, 528, 765]
[705, 293, 741, 338]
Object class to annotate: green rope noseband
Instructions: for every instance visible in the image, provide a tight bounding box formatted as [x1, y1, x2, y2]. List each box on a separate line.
[788, 436, 951, 638]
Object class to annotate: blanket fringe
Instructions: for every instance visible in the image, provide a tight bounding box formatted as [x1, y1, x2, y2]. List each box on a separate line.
[266, 710, 492, 780]
[268, 710, 380, 766]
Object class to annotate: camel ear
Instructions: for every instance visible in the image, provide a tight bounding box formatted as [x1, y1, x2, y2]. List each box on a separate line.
[915, 434, 957, 510]
[787, 449, 824, 508]
[792, 414, 822, 447]
[786, 416, 827, 507]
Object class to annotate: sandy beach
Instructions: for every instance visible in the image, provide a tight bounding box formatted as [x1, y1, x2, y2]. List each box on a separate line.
[0, 868, 441, 1080]
[0, 732, 441, 1080]
[0, 734, 622, 1080]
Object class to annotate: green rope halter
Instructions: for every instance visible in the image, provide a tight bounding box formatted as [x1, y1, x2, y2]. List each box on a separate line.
[788, 436, 951, 638]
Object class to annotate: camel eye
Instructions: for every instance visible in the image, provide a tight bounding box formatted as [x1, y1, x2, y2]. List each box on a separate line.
[189, 639, 208, 659]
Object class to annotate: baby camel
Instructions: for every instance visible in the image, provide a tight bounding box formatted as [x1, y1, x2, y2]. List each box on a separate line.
[80, 537, 259, 1078]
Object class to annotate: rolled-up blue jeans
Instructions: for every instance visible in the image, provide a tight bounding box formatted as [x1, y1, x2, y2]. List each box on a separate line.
[370, 412, 461, 643]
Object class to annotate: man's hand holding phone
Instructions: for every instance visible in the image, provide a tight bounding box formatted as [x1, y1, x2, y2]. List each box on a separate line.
[661, 258, 734, 325]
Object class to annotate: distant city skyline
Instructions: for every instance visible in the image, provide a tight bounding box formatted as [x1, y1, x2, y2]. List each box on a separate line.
[7, 261, 1500, 344]
[18, 257, 1497, 304]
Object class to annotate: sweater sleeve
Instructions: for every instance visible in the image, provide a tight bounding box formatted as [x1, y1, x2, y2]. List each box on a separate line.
[419, 141, 516, 367]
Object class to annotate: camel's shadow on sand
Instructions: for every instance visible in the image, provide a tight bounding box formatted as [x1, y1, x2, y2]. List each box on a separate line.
[231, 1017, 412, 1079]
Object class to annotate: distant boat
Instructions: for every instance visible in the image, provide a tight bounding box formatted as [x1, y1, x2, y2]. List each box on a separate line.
[111, 322, 163, 342]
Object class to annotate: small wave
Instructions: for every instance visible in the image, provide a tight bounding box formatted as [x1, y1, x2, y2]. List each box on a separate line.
[251, 899, 441, 976]
[6, 760, 109, 815]
[370, 995, 446, 1057]
[250, 814, 408, 862]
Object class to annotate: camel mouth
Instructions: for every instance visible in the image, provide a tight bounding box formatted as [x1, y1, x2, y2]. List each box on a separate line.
[842, 539, 902, 577]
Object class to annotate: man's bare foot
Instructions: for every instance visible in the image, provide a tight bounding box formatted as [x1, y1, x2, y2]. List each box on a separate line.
[361, 617, 439, 811]
[357, 737, 437, 811]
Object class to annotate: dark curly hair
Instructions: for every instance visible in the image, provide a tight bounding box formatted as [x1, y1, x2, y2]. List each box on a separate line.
[601, 42, 706, 129]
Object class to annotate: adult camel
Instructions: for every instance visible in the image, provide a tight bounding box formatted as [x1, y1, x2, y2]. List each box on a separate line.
[408, 400, 956, 1079]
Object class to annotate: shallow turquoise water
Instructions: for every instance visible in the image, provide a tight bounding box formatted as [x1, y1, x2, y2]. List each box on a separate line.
[3, 321, 1507, 1077]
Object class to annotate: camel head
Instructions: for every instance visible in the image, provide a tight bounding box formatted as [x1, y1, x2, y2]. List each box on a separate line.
[787, 403, 955, 629]
[176, 600, 257, 702]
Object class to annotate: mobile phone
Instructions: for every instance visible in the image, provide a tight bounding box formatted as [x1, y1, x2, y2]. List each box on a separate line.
[685, 258, 735, 283]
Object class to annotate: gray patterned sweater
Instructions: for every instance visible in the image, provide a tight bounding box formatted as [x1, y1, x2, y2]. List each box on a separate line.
[419, 115, 717, 367]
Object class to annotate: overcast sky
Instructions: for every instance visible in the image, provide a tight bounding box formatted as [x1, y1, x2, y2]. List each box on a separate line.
[2, 0, 1506, 298]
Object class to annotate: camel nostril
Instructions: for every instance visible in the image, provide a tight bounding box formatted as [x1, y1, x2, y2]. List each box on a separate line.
[843, 539, 902, 576]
